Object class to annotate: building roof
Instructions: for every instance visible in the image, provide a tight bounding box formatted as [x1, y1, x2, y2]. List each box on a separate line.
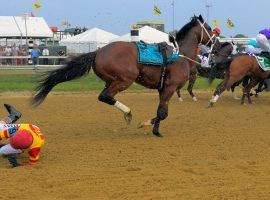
[136, 20, 164, 25]
[0, 16, 53, 38]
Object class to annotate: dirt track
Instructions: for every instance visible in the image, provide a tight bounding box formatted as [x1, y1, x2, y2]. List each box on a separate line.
[1, 91, 270, 199]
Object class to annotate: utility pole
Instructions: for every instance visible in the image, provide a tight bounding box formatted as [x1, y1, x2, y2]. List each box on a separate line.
[22, 13, 29, 53]
[172, 0, 175, 31]
[205, 0, 212, 23]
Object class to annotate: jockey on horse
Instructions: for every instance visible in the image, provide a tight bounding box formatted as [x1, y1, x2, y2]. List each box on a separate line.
[198, 27, 221, 68]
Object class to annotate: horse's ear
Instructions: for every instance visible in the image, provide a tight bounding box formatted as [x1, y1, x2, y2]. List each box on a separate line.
[169, 35, 175, 43]
[198, 14, 204, 22]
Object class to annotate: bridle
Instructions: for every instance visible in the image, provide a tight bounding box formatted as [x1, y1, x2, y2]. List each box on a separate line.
[198, 20, 215, 46]
[179, 20, 216, 65]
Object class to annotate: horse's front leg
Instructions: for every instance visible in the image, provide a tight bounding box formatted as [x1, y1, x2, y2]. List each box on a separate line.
[208, 80, 227, 108]
[152, 86, 177, 137]
[187, 71, 198, 101]
[137, 85, 177, 137]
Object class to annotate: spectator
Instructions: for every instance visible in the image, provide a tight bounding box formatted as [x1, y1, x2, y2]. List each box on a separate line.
[11, 44, 18, 65]
[0, 46, 3, 65]
[30, 44, 41, 70]
[42, 47, 50, 65]
[5, 46, 12, 65]
[17, 46, 23, 65]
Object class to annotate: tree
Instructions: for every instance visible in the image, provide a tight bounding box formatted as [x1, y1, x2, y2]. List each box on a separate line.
[234, 34, 248, 38]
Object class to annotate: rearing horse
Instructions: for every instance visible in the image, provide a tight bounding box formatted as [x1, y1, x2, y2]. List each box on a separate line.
[32, 15, 213, 137]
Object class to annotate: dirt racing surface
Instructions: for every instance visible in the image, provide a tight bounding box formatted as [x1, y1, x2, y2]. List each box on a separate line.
[1, 91, 270, 199]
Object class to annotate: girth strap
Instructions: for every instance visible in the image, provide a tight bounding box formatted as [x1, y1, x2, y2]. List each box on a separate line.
[158, 43, 168, 91]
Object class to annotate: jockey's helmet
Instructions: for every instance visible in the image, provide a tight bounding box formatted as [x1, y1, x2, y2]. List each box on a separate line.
[10, 130, 33, 149]
[213, 27, 221, 35]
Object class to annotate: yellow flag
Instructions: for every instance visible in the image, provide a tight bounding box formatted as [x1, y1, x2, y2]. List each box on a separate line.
[61, 21, 66, 26]
[213, 20, 219, 27]
[153, 5, 161, 15]
[34, 2, 42, 11]
[227, 18, 235, 28]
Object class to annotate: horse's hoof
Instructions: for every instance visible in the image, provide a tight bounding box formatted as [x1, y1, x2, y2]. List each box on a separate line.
[207, 102, 214, 108]
[137, 122, 144, 129]
[192, 96, 198, 102]
[153, 131, 163, 137]
[124, 111, 132, 124]
[178, 97, 183, 102]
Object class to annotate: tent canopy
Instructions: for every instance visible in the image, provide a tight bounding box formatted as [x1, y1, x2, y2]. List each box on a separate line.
[59, 27, 119, 54]
[111, 26, 170, 44]
[60, 27, 119, 44]
[0, 16, 53, 38]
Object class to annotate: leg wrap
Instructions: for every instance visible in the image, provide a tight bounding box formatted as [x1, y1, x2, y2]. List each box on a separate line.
[157, 105, 168, 120]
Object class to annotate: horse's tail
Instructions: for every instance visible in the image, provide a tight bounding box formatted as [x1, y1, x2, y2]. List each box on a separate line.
[208, 57, 233, 84]
[32, 51, 97, 106]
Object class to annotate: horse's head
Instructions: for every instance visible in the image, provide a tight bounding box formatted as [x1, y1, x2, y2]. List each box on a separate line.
[176, 15, 214, 47]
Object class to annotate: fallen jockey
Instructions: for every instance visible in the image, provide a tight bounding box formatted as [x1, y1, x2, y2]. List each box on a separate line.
[0, 104, 45, 168]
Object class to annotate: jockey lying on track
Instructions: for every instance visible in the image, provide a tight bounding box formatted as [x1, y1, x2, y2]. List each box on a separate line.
[0, 104, 45, 168]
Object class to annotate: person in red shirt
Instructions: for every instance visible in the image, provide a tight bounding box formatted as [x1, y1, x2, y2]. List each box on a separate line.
[0, 104, 45, 167]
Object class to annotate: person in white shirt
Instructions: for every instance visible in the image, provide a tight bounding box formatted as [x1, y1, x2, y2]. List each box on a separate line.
[42, 47, 49, 65]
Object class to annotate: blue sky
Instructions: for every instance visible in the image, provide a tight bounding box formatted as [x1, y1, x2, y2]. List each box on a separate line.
[0, 0, 269, 37]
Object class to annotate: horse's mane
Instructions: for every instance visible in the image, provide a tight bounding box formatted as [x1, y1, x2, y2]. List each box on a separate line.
[176, 16, 199, 42]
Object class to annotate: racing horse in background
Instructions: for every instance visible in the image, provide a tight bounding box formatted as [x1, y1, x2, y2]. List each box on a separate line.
[175, 41, 239, 102]
[32, 15, 214, 137]
[208, 51, 270, 107]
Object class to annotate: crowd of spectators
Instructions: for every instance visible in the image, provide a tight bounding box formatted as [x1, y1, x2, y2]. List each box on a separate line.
[0, 44, 66, 67]
[0, 44, 28, 65]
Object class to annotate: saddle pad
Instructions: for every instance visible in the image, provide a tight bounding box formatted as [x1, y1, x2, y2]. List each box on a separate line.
[135, 41, 178, 66]
[254, 55, 270, 71]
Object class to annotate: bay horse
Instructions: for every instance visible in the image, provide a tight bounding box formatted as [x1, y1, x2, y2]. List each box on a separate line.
[208, 52, 270, 107]
[176, 42, 238, 101]
[32, 15, 214, 137]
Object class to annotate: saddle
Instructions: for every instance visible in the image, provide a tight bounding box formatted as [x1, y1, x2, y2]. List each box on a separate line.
[135, 41, 178, 91]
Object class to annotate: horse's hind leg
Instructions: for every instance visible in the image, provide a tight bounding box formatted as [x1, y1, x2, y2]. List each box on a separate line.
[242, 78, 259, 105]
[98, 81, 133, 124]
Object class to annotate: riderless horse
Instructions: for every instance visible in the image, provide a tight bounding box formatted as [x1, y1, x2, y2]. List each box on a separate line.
[32, 15, 214, 137]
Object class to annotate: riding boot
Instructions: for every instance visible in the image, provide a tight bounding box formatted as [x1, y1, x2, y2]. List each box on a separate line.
[3, 104, 22, 124]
